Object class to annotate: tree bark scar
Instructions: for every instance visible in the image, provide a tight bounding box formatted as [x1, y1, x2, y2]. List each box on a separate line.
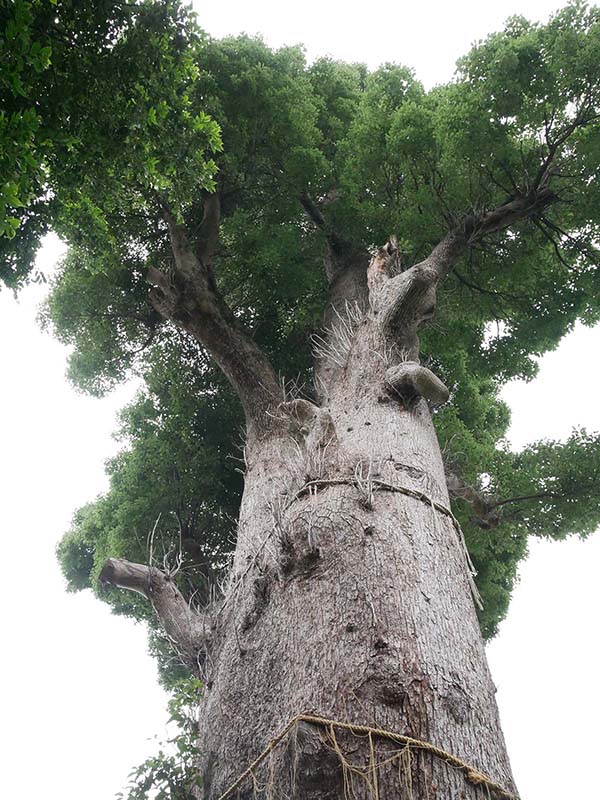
[240, 567, 273, 631]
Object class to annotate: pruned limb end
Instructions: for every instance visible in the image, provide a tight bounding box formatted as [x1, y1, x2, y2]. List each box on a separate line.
[99, 558, 210, 670]
[385, 362, 449, 407]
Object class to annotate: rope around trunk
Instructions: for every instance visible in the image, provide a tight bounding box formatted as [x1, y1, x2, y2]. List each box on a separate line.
[217, 713, 519, 800]
[220, 474, 483, 616]
[297, 476, 484, 609]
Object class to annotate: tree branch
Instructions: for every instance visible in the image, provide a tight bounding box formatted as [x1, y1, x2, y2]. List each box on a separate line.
[370, 105, 589, 329]
[299, 192, 326, 230]
[489, 490, 572, 510]
[445, 470, 502, 530]
[299, 191, 358, 282]
[147, 201, 284, 436]
[466, 187, 558, 250]
[99, 558, 209, 668]
[368, 186, 559, 341]
[196, 193, 221, 267]
[538, 215, 600, 265]
[446, 468, 586, 530]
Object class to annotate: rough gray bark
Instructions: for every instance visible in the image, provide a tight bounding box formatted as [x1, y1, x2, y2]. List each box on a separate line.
[100, 189, 570, 797]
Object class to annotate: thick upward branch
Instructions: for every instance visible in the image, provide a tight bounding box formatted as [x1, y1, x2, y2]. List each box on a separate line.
[196, 193, 221, 266]
[99, 558, 208, 668]
[148, 199, 283, 435]
[445, 470, 502, 530]
[369, 186, 559, 343]
[300, 190, 368, 298]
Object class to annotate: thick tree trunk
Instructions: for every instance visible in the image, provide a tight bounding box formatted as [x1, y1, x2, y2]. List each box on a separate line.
[197, 304, 517, 798]
[98, 185, 570, 797]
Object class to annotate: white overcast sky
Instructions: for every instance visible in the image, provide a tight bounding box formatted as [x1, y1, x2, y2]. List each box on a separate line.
[1, 2, 599, 799]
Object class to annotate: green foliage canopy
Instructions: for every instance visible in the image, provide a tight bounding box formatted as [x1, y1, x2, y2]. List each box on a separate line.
[5, 2, 600, 656]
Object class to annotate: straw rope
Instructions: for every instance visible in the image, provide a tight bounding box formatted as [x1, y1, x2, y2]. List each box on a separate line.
[217, 713, 519, 800]
[297, 476, 484, 608]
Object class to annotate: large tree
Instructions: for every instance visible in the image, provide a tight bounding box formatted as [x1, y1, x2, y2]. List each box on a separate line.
[6, 1, 600, 797]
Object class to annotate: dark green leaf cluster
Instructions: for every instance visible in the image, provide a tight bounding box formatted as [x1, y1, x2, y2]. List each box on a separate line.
[57, 332, 242, 615]
[1, 0, 221, 288]
[0, 0, 53, 282]
[0, 0, 51, 220]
